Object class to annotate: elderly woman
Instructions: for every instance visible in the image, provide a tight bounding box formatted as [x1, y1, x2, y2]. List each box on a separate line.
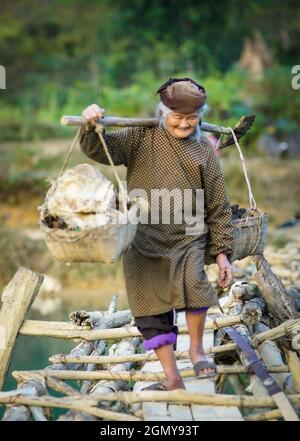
[80, 78, 233, 391]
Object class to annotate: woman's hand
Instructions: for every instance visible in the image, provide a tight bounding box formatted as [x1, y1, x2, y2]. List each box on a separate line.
[216, 253, 232, 289]
[82, 104, 105, 127]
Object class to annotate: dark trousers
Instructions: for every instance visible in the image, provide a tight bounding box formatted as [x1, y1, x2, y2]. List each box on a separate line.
[135, 307, 209, 351]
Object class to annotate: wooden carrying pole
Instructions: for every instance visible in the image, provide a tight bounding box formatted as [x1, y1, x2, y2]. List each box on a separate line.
[61, 114, 256, 149]
[61, 115, 232, 133]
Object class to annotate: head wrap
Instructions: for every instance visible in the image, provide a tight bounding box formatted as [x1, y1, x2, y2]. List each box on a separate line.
[156, 77, 207, 114]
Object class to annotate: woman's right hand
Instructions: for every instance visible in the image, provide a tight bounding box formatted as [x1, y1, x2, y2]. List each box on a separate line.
[82, 104, 105, 127]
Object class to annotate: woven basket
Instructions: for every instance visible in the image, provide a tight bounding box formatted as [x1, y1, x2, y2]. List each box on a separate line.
[204, 206, 268, 265]
[230, 208, 268, 262]
[205, 206, 269, 265]
[39, 204, 138, 263]
[39, 126, 139, 264]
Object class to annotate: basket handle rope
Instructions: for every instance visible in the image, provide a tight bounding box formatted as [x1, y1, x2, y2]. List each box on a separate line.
[94, 124, 130, 248]
[43, 127, 82, 202]
[94, 124, 129, 206]
[57, 127, 82, 179]
[217, 127, 264, 255]
[51, 124, 130, 209]
[216, 127, 257, 212]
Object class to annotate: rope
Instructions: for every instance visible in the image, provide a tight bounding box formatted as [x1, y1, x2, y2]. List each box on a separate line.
[94, 124, 127, 198]
[94, 124, 130, 248]
[45, 127, 82, 201]
[58, 127, 82, 179]
[49, 124, 130, 211]
[216, 127, 264, 254]
[249, 213, 263, 255]
[217, 128, 257, 211]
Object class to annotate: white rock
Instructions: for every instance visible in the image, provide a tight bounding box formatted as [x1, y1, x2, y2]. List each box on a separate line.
[46, 164, 116, 217]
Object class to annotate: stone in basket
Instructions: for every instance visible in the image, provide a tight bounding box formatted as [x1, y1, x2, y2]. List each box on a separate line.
[39, 163, 138, 263]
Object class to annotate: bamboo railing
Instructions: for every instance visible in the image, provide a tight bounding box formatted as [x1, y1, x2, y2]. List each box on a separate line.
[1, 259, 300, 421]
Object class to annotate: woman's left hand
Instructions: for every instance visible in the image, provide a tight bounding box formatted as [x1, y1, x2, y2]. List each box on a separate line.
[216, 253, 232, 289]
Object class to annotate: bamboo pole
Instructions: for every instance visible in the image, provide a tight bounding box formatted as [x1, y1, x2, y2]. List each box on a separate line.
[3, 297, 127, 421]
[46, 376, 80, 397]
[0, 391, 140, 421]
[0, 390, 299, 409]
[51, 341, 106, 371]
[18, 315, 242, 340]
[252, 319, 300, 345]
[245, 409, 286, 421]
[69, 309, 132, 329]
[53, 296, 124, 420]
[253, 322, 295, 394]
[0, 267, 44, 390]
[12, 364, 292, 384]
[272, 392, 299, 421]
[53, 297, 127, 420]
[2, 387, 35, 421]
[45, 377, 116, 421]
[216, 374, 228, 393]
[85, 337, 141, 405]
[61, 115, 232, 135]
[286, 351, 300, 393]
[226, 324, 271, 401]
[49, 342, 238, 365]
[2, 376, 49, 421]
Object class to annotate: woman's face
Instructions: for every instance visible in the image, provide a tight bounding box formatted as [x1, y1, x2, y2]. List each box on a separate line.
[165, 111, 200, 139]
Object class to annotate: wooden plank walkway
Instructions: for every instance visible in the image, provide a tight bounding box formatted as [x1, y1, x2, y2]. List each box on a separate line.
[134, 312, 244, 421]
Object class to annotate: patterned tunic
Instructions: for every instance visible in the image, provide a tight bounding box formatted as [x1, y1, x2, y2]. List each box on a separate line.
[79, 125, 233, 317]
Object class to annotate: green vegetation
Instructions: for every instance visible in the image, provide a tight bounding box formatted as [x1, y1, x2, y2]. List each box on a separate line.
[0, 1, 300, 141]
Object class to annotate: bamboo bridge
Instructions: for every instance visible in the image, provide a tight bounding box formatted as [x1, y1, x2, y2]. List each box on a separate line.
[1, 249, 300, 421]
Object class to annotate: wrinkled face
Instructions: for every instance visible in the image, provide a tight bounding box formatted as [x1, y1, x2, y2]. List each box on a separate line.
[165, 111, 200, 139]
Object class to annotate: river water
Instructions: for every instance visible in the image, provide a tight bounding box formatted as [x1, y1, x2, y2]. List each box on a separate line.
[1, 305, 97, 419]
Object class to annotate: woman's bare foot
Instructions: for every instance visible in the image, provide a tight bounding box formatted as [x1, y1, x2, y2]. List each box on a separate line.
[165, 376, 186, 390]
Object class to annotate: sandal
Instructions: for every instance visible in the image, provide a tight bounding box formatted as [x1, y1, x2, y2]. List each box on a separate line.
[193, 359, 218, 379]
[142, 382, 167, 391]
